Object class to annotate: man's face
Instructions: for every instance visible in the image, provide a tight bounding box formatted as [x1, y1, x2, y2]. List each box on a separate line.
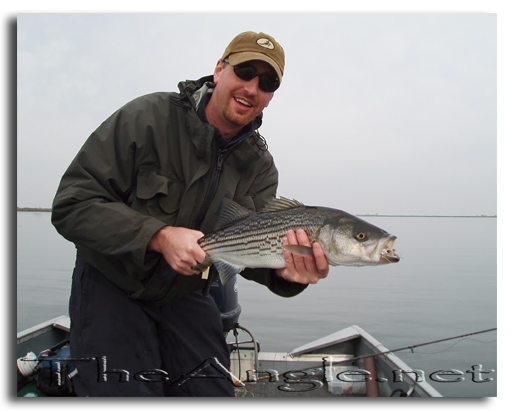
[208, 59, 275, 137]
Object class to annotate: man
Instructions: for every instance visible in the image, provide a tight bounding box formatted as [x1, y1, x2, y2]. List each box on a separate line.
[52, 31, 329, 397]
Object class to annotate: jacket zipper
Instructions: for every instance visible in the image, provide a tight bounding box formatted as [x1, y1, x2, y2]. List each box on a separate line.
[195, 135, 247, 294]
[194, 146, 226, 230]
[194, 135, 247, 230]
[197, 147, 226, 295]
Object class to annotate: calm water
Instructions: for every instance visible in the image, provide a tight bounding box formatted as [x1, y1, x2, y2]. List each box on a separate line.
[17, 212, 497, 397]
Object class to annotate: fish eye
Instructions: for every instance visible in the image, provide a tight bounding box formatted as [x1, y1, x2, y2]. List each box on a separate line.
[356, 232, 367, 241]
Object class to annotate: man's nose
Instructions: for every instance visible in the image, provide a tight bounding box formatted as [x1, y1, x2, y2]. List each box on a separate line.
[243, 76, 260, 94]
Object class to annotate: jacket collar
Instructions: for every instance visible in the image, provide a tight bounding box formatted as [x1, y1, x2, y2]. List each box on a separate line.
[176, 76, 263, 156]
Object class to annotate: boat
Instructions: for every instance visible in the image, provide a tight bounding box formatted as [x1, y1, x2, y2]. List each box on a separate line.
[17, 316, 442, 397]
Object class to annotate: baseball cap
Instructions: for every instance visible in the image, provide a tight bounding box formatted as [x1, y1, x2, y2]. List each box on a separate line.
[221, 31, 285, 83]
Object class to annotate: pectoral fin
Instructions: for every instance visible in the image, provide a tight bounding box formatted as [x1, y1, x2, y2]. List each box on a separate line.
[283, 245, 314, 257]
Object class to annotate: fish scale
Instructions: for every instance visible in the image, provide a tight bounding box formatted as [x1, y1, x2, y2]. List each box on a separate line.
[201, 210, 323, 255]
[196, 197, 399, 284]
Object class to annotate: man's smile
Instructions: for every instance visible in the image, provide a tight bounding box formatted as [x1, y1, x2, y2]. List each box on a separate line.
[234, 97, 253, 108]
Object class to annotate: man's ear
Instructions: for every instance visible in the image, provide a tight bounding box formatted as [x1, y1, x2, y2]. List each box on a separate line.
[264, 93, 274, 108]
[213, 59, 225, 85]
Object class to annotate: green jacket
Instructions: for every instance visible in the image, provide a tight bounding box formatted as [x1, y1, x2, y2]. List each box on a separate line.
[52, 76, 307, 303]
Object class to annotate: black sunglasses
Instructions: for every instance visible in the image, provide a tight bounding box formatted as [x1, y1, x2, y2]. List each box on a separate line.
[224, 59, 280, 93]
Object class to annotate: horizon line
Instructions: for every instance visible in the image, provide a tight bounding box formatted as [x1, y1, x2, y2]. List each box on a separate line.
[16, 207, 497, 218]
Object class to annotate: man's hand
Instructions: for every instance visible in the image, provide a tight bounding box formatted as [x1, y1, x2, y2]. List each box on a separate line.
[276, 229, 330, 284]
[148, 226, 206, 275]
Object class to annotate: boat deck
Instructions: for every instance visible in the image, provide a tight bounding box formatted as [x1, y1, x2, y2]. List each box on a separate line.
[17, 317, 442, 397]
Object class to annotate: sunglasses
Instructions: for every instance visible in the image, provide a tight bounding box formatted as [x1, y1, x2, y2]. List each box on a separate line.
[224, 59, 280, 93]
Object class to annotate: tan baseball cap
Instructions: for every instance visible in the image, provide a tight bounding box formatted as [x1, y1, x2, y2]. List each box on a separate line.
[221, 31, 285, 83]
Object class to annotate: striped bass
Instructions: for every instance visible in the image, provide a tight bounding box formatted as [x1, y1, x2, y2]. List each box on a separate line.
[196, 197, 399, 284]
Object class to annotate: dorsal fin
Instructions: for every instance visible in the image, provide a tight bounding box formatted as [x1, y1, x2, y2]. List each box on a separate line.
[260, 197, 304, 213]
[215, 198, 253, 231]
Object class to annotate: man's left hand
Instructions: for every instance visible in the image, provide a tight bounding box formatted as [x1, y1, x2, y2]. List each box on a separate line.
[276, 229, 329, 284]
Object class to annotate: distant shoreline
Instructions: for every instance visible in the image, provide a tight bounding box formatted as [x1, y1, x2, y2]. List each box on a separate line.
[16, 207, 497, 218]
[359, 214, 497, 218]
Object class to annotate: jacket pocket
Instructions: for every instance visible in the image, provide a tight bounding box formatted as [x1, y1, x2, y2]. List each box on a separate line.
[134, 168, 182, 218]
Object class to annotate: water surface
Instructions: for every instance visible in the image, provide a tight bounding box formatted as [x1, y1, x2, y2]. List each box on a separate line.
[17, 212, 497, 397]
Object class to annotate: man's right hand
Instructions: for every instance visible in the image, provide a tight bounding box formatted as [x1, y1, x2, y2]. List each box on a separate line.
[148, 226, 206, 275]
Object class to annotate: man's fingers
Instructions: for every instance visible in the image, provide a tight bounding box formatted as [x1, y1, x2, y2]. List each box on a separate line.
[297, 229, 322, 275]
[287, 230, 309, 276]
[281, 235, 296, 281]
[279, 229, 330, 284]
[313, 243, 329, 277]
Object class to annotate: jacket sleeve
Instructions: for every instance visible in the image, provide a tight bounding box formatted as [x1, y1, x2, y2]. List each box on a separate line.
[240, 268, 308, 297]
[51, 97, 167, 279]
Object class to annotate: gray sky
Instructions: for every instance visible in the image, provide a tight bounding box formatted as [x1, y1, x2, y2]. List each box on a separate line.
[17, 12, 497, 215]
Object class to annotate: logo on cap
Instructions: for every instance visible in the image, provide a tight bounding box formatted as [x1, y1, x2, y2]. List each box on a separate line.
[256, 38, 275, 50]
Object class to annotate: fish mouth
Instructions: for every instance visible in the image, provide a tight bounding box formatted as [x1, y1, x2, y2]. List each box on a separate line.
[370, 235, 400, 264]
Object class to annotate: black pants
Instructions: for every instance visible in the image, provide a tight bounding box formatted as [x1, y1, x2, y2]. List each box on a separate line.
[69, 254, 235, 397]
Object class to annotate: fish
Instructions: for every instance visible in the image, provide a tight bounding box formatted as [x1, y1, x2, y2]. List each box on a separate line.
[196, 197, 399, 284]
